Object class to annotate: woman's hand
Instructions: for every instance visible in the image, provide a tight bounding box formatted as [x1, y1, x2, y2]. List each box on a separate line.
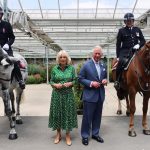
[63, 82, 72, 88]
[53, 83, 63, 89]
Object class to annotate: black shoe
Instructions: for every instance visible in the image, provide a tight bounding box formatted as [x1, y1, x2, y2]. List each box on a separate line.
[92, 136, 104, 143]
[82, 138, 88, 145]
[114, 81, 120, 90]
[19, 80, 25, 89]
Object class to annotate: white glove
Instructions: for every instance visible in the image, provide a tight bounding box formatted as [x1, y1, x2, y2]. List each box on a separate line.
[133, 44, 140, 50]
[3, 44, 9, 50]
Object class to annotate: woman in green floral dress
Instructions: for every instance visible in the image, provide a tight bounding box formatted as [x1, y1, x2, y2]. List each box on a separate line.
[48, 50, 78, 146]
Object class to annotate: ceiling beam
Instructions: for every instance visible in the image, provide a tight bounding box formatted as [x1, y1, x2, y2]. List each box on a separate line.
[18, 0, 24, 12]
[38, 0, 43, 19]
[132, 0, 138, 14]
[77, 0, 79, 19]
[95, 0, 99, 19]
[113, 0, 118, 19]
[58, 0, 61, 19]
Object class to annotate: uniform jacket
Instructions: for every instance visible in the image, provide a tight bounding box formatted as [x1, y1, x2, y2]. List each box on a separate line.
[78, 59, 107, 103]
[116, 26, 145, 58]
[0, 20, 15, 55]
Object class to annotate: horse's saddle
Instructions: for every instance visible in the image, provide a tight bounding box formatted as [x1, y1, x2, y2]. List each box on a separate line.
[124, 54, 135, 70]
[112, 54, 135, 71]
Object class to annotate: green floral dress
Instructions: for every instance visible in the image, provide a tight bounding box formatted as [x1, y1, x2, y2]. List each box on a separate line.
[48, 65, 78, 131]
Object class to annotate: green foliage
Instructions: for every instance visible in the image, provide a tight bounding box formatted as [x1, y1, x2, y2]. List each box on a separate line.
[26, 64, 55, 84]
[26, 75, 44, 84]
[28, 64, 42, 75]
[74, 63, 84, 110]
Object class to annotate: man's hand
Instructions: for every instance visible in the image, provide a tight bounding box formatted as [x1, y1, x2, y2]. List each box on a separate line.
[3, 44, 9, 50]
[91, 81, 100, 88]
[102, 79, 107, 86]
[63, 82, 72, 88]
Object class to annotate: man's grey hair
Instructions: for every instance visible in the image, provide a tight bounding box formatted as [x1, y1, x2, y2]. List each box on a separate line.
[92, 45, 102, 52]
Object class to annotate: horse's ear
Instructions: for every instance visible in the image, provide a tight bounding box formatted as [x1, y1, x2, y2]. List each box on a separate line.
[146, 41, 150, 48]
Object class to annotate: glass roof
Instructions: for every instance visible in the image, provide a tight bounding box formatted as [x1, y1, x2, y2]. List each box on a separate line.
[0, 0, 150, 58]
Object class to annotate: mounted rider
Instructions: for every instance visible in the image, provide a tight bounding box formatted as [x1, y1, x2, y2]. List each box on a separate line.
[114, 12, 146, 90]
[0, 7, 25, 89]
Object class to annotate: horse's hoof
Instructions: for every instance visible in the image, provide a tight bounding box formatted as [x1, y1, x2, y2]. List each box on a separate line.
[16, 119, 23, 124]
[128, 130, 137, 137]
[117, 110, 122, 115]
[9, 133, 18, 140]
[126, 111, 130, 117]
[143, 129, 150, 135]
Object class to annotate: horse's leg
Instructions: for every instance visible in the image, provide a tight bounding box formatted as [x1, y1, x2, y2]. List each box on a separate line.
[126, 96, 130, 116]
[2, 89, 18, 140]
[117, 99, 122, 115]
[128, 91, 136, 137]
[142, 95, 150, 135]
[16, 89, 23, 124]
[9, 90, 15, 114]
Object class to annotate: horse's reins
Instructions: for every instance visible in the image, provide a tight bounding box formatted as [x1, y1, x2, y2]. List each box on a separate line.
[0, 78, 11, 81]
[133, 45, 150, 92]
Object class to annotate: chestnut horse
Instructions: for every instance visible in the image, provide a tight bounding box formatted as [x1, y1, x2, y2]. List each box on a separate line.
[113, 41, 150, 137]
[111, 58, 130, 116]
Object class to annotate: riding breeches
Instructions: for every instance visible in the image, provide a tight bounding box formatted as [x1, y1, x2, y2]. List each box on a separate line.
[13, 62, 23, 81]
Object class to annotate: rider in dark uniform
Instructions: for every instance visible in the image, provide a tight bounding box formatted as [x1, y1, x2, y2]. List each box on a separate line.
[114, 13, 146, 90]
[0, 7, 25, 89]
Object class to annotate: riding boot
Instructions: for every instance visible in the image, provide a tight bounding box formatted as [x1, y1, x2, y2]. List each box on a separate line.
[114, 68, 122, 90]
[13, 62, 25, 89]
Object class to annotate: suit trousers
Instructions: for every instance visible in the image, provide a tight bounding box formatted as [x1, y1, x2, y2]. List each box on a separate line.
[81, 100, 103, 138]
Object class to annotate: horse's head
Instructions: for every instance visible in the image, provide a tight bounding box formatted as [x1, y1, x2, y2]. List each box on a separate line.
[145, 41, 150, 49]
[111, 58, 118, 69]
[140, 41, 150, 58]
[137, 41, 150, 73]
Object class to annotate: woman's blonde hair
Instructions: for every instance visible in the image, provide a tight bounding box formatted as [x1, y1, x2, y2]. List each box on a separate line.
[56, 50, 71, 65]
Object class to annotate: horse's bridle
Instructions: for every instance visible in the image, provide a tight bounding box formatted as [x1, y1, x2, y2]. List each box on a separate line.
[133, 44, 150, 92]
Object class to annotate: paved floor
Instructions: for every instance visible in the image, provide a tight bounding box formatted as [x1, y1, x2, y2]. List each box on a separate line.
[0, 116, 150, 150]
[0, 83, 149, 116]
[0, 83, 150, 150]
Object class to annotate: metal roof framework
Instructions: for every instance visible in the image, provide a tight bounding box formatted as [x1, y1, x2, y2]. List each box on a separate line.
[1, 0, 150, 58]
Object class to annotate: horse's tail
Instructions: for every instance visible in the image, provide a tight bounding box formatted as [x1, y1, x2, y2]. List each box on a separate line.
[20, 90, 25, 104]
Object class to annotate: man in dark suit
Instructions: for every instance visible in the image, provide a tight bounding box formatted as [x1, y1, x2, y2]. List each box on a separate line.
[78, 46, 107, 145]
[114, 12, 145, 90]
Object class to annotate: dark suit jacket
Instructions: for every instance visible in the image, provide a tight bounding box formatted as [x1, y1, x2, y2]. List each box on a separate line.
[78, 59, 107, 102]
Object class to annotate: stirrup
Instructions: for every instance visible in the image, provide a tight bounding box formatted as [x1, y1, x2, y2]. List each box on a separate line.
[1, 58, 10, 66]
[114, 81, 120, 90]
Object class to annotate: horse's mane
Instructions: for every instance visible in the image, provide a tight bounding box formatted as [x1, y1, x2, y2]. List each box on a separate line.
[140, 41, 150, 52]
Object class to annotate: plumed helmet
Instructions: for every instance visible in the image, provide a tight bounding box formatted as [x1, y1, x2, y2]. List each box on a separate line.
[0, 7, 3, 14]
[124, 13, 134, 21]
